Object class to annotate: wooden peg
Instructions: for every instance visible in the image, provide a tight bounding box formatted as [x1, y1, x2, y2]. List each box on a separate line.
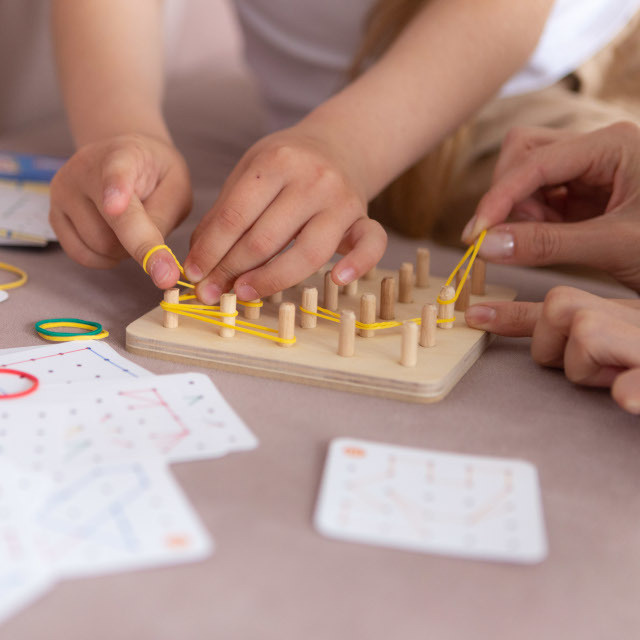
[324, 271, 339, 311]
[416, 248, 430, 288]
[400, 321, 418, 367]
[278, 302, 295, 348]
[338, 310, 356, 357]
[219, 292, 236, 338]
[399, 262, 414, 304]
[419, 303, 437, 348]
[359, 293, 376, 338]
[438, 285, 455, 329]
[162, 288, 180, 329]
[243, 299, 261, 320]
[455, 272, 470, 312]
[471, 258, 486, 295]
[269, 291, 283, 304]
[363, 266, 377, 281]
[301, 287, 318, 329]
[344, 279, 358, 296]
[380, 277, 396, 321]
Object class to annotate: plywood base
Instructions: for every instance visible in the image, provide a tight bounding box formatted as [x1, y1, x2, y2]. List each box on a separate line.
[126, 268, 516, 403]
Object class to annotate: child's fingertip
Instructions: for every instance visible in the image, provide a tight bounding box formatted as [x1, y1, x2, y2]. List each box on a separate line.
[103, 186, 127, 215]
[334, 266, 356, 285]
[149, 256, 177, 288]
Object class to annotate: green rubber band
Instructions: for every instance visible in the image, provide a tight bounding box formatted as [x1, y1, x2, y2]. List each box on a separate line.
[34, 318, 103, 338]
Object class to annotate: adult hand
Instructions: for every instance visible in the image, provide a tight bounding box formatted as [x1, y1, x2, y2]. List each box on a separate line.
[183, 124, 387, 304]
[50, 133, 192, 288]
[465, 286, 640, 414]
[461, 123, 640, 292]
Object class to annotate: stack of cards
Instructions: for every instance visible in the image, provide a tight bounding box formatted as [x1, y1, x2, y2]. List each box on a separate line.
[0, 341, 257, 624]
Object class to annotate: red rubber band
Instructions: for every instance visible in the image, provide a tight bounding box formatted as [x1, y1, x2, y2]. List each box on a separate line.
[0, 368, 39, 399]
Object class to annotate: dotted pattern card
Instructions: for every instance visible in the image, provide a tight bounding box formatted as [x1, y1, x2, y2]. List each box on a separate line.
[28, 459, 213, 579]
[0, 373, 258, 471]
[0, 461, 54, 625]
[315, 438, 548, 564]
[0, 341, 152, 392]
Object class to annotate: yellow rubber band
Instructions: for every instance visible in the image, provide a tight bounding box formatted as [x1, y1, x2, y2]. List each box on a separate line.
[36, 330, 110, 342]
[160, 302, 294, 344]
[0, 261, 28, 290]
[437, 230, 487, 305]
[142, 244, 194, 289]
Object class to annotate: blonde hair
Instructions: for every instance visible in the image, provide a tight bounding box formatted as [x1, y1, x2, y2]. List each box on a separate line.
[351, 0, 470, 238]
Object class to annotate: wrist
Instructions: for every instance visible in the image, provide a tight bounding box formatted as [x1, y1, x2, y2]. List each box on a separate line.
[69, 101, 171, 148]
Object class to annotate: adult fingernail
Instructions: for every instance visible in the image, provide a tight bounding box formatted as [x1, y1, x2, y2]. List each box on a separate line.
[200, 283, 222, 305]
[235, 283, 259, 301]
[478, 231, 515, 260]
[149, 258, 170, 286]
[185, 263, 204, 283]
[335, 267, 356, 285]
[465, 305, 497, 328]
[461, 215, 477, 242]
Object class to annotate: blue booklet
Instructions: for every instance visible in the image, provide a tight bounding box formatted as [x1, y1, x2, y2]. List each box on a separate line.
[0, 152, 65, 183]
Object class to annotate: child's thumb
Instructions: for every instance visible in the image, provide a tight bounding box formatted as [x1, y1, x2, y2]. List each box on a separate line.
[101, 149, 138, 217]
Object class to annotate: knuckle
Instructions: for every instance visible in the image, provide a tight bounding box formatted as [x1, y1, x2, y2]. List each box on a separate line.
[503, 126, 530, 150]
[605, 120, 640, 142]
[245, 231, 277, 259]
[527, 224, 561, 263]
[507, 303, 533, 329]
[300, 243, 333, 271]
[215, 261, 240, 283]
[258, 270, 288, 296]
[217, 206, 247, 233]
[570, 309, 600, 347]
[271, 144, 297, 166]
[542, 286, 573, 319]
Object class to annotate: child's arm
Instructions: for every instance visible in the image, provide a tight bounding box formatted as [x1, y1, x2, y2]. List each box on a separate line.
[184, 0, 555, 304]
[50, 0, 189, 287]
[461, 123, 640, 293]
[464, 287, 640, 415]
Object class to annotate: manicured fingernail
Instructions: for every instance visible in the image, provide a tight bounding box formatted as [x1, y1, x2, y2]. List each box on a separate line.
[185, 263, 204, 283]
[200, 283, 222, 305]
[335, 267, 356, 285]
[478, 231, 515, 259]
[235, 283, 259, 301]
[149, 258, 170, 285]
[461, 215, 477, 242]
[465, 305, 497, 328]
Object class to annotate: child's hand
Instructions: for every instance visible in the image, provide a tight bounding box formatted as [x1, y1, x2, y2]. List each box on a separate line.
[465, 286, 640, 414]
[50, 133, 192, 289]
[461, 123, 640, 292]
[183, 126, 387, 304]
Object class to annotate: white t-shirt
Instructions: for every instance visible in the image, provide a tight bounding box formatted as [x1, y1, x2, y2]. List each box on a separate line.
[233, 0, 640, 131]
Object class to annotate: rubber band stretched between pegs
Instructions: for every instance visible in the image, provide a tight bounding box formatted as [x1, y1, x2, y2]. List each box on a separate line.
[437, 229, 487, 305]
[160, 301, 295, 344]
[299, 305, 455, 328]
[0, 262, 28, 291]
[35, 318, 109, 342]
[0, 369, 39, 400]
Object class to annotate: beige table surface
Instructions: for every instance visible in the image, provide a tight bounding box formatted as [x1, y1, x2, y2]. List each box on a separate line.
[0, 55, 639, 636]
[0, 184, 638, 640]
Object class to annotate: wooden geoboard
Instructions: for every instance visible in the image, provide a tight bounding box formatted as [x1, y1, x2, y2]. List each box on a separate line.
[126, 264, 516, 403]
